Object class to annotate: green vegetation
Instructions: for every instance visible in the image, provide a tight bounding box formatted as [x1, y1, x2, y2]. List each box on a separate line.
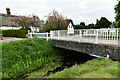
[75, 25, 91, 29]
[75, 17, 112, 29]
[0, 43, 2, 79]
[115, 1, 120, 28]
[2, 38, 60, 79]
[48, 58, 119, 78]
[95, 17, 111, 28]
[2, 29, 27, 38]
[23, 62, 61, 78]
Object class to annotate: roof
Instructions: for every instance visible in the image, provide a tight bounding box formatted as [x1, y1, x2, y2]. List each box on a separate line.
[0, 13, 21, 27]
[0, 13, 18, 17]
[59, 19, 75, 28]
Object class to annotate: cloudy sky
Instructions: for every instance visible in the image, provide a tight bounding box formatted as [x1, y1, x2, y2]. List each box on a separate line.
[0, 0, 118, 25]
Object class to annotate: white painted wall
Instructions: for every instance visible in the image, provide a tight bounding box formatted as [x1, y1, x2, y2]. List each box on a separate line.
[29, 26, 39, 33]
[0, 26, 21, 29]
[67, 23, 74, 34]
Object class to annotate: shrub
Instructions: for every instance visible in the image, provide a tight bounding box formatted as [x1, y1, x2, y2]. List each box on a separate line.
[2, 29, 27, 38]
[2, 38, 59, 79]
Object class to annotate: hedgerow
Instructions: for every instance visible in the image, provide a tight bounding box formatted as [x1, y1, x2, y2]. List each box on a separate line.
[2, 29, 27, 38]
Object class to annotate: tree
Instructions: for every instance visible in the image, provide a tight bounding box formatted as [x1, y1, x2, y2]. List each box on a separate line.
[88, 23, 95, 28]
[75, 25, 85, 29]
[13, 16, 30, 29]
[115, 1, 120, 28]
[95, 17, 111, 28]
[75, 22, 87, 29]
[43, 10, 67, 32]
[80, 22, 85, 26]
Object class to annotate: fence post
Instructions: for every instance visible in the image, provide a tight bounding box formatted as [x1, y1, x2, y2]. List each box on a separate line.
[96, 29, 99, 43]
[116, 29, 119, 45]
[28, 30, 31, 38]
[29, 33, 32, 38]
[58, 30, 60, 40]
[79, 30, 82, 42]
[50, 31, 52, 39]
[46, 32, 48, 41]
[67, 30, 69, 41]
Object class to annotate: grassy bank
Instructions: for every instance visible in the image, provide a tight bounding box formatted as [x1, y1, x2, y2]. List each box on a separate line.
[48, 58, 119, 78]
[2, 38, 60, 79]
[23, 62, 61, 78]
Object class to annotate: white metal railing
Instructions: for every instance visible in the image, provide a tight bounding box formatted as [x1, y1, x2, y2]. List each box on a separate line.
[50, 28, 120, 45]
[28, 32, 50, 41]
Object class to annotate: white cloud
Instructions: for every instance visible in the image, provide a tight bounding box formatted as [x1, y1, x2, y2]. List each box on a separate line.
[0, 0, 118, 24]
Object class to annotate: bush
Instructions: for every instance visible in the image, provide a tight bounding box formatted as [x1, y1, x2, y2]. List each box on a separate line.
[75, 25, 89, 29]
[2, 38, 59, 79]
[2, 29, 27, 38]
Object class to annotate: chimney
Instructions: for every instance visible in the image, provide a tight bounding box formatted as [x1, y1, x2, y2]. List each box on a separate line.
[6, 8, 11, 16]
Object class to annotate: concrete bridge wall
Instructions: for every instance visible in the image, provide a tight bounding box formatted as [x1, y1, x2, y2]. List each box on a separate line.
[49, 39, 120, 61]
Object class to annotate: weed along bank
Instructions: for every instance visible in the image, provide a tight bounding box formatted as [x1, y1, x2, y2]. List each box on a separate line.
[2, 38, 61, 79]
[1, 37, 119, 79]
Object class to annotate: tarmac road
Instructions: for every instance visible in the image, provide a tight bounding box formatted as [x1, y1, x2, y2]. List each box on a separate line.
[0, 38, 26, 43]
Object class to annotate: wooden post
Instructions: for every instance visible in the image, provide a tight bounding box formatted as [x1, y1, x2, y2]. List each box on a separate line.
[0, 34, 3, 40]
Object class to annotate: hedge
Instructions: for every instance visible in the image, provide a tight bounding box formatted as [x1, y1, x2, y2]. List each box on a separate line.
[2, 29, 27, 38]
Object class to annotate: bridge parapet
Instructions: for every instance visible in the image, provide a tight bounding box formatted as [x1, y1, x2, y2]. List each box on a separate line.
[50, 28, 120, 45]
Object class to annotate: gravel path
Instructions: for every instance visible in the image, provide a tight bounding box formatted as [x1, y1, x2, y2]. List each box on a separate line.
[0, 38, 26, 43]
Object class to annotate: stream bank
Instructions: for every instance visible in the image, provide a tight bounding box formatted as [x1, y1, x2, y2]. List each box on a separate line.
[21, 47, 96, 78]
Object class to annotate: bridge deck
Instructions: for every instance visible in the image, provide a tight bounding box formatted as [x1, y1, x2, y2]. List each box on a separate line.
[51, 35, 119, 45]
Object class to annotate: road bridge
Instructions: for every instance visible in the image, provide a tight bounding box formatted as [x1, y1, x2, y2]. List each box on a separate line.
[49, 28, 120, 61]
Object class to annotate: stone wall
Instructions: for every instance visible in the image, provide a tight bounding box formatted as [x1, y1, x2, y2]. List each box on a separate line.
[49, 39, 120, 61]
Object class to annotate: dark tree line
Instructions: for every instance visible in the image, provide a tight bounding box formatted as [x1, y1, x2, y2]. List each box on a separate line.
[75, 17, 112, 29]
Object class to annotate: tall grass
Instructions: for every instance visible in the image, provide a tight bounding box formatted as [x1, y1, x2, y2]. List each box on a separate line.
[48, 58, 119, 78]
[2, 38, 60, 79]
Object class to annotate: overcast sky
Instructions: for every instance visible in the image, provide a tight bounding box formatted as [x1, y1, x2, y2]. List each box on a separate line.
[0, 0, 118, 25]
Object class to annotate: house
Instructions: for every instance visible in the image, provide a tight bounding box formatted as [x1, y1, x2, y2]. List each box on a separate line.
[66, 19, 75, 34]
[0, 8, 20, 29]
[56, 19, 75, 34]
[0, 8, 41, 32]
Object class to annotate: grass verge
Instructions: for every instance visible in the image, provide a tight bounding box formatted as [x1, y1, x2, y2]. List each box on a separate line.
[48, 58, 119, 78]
